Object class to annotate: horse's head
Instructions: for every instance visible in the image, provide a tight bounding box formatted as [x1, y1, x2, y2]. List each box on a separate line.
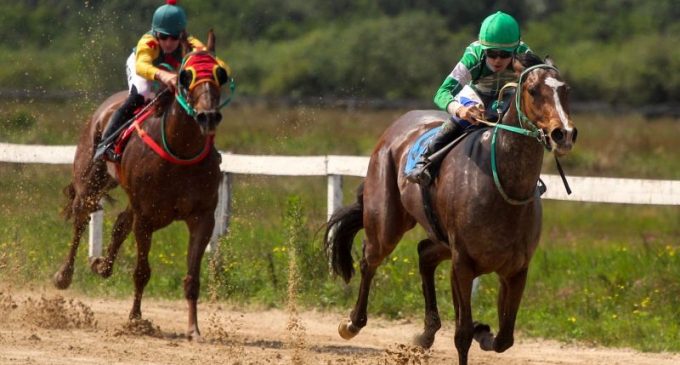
[513, 54, 577, 156]
[176, 29, 230, 135]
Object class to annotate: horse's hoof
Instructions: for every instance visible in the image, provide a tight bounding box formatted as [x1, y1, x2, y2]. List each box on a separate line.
[89, 257, 113, 278]
[52, 266, 73, 290]
[338, 320, 360, 340]
[413, 332, 436, 349]
[188, 331, 203, 342]
[473, 322, 495, 351]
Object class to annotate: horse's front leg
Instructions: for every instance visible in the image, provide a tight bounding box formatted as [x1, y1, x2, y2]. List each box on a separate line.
[475, 268, 528, 353]
[183, 213, 215, 341]
[450, 252, 476, 365]
[130, 218, 153, 320]
[414, 239, 451, 348]
[90, 206, 133, 278]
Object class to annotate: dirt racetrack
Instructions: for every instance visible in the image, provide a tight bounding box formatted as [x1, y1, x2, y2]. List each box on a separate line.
[1, 287, 679, 365]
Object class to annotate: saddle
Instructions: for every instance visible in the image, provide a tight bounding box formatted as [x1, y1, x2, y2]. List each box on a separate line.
[404, 88, 516, 177]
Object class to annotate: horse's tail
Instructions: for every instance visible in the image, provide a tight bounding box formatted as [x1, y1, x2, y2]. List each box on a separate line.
[61, 183, 76, 221]
[324, 181, 365, 283]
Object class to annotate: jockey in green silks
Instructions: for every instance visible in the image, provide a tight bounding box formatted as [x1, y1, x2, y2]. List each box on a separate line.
[406, 11, 534, 184]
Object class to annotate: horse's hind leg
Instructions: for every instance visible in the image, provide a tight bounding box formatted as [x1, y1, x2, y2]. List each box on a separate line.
[53, 188, 98, 289]
[183, 213, 215, 341]
[90, 205, 133, 278]
[129, 218, 153, 320]
[414, 238, 451, 348]
[339, 162, 414, 339]
[339, 233, 411, 340]
[53, 209, 90, 289]
[339, 246, 376, 339]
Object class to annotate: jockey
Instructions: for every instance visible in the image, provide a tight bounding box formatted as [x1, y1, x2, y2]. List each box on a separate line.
[406, 11, 533, 184]
[95, 0, 231, 162]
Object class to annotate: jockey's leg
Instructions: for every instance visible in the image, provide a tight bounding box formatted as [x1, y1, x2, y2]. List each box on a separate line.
[406, 118, 465, 185]
[94, 52, 154, 162]
[94, 88, 145, 161]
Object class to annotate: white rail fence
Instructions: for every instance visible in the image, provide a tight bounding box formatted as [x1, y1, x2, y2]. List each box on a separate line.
[2, 142, 680, 257]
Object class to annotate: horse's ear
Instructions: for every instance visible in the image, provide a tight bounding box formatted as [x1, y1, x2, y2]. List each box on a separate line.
[207, 29, 215, 53]
[179, 69, 193, 89]
[512, 57, 525, 76]
[544, 55, 557, 68]
[180, 31, 192, 53]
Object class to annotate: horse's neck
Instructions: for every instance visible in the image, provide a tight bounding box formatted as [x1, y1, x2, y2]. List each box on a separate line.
[494, 101, 545, 196]
[162, 101, 205, 156]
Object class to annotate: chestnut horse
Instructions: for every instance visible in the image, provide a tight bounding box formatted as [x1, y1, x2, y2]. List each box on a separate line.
[53, 30, 231, 340]
[325, 54, 577, 364]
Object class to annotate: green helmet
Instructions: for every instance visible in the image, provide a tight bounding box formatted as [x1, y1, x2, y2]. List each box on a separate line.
[151, 0, 187, 37]
[478, 11, 520, 52]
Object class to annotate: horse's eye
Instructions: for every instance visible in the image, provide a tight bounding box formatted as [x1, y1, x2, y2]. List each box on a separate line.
[528, 85, 540, 97]
[215, 67, 229, 85]
[179, 70, 194, 89]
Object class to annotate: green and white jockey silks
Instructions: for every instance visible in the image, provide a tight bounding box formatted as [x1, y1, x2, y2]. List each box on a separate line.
[433, 41, 532, 114]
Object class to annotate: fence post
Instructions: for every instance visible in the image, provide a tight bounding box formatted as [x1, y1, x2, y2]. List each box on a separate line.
[209, 172, 232, 252]
[88, 208, 103, 258]
[327, 174, 343, 220]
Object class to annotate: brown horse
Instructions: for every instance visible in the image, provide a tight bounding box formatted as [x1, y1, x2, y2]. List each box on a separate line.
[53, 30, 230, 340]
[325, 54, 577, 364]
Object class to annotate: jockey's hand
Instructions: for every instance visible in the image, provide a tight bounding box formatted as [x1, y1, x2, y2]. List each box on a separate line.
[457, 104, 485, 124]
[155, 70, 177, 93]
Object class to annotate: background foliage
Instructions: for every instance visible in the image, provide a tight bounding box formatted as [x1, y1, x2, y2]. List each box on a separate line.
[1, 0, 679, 355]
[1, 0, 679, 105]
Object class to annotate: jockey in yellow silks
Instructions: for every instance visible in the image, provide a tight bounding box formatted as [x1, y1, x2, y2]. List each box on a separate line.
[95, 0, 230, 162]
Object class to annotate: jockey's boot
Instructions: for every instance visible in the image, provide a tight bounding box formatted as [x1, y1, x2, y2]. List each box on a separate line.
[406, 120, 465, 185]
[94, 91, 145, 162]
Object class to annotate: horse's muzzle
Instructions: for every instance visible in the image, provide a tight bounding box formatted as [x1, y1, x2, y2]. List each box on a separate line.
[196, 110, 222, 135]
[550, 127, 577, 156]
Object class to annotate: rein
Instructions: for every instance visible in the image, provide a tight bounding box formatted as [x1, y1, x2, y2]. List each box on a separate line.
[474, 63, 569, 205]
[134, 118, 214, 165]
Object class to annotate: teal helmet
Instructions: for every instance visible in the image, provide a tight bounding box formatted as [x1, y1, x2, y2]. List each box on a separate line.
[151, 0, 187, 37]
[478, 11, 520, 52]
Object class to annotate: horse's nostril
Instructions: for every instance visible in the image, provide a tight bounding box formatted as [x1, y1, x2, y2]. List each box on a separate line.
[196, 112, 208, 124]
[551, 129, 565, 143]
[572, 128, 578, 143]
[214, 113, 222, 123]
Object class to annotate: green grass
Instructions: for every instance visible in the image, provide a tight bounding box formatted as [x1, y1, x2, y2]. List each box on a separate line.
[1, 101, 679, 352]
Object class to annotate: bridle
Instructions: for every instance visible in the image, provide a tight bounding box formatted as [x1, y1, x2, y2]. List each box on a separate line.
[175, 51, 236, 119]
[476, 63, 570, 204]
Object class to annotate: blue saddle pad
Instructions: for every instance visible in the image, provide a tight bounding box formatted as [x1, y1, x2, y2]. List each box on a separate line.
[404, 126, 443, 175]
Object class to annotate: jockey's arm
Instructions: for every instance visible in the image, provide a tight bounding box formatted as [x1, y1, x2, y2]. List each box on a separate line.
[135, 34, 163, 81]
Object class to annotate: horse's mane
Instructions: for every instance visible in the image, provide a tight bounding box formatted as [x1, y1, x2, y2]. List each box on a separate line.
[515, 52, 544, 68]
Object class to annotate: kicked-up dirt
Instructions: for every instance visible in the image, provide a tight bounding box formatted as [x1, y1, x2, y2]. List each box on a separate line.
[0, 287, 678, 365]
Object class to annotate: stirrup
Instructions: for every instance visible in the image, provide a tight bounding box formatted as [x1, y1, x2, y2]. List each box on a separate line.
[103, 148, 121, 163]
[93, 142, 110, 160]
[406, 163, 432, 185]
[94, 142, 120, 162]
